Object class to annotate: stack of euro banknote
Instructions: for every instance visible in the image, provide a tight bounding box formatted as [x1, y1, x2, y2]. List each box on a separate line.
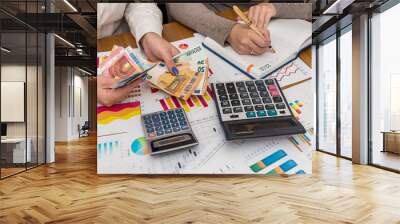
[98, 44, 209, 100]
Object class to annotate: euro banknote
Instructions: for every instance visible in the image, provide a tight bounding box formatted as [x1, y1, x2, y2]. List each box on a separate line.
[98, 46, 155, 89]
[145, 44, 207, 99]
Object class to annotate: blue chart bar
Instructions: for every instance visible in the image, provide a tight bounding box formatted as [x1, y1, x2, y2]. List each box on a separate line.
[109, 142, 113, 154]
[250, 149, 287, 173]
[280, 160, 297, 172]
[267, 159, 298, 175]
[97, 144, 102, 155]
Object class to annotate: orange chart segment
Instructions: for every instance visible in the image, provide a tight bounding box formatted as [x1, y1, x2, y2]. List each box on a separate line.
[97, 101, 141, 125]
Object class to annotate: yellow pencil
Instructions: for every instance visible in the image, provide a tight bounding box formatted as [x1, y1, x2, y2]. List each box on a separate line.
[233, 5, 276, 53]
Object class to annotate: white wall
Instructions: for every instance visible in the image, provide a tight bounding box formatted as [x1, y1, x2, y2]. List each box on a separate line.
[54, 66, 69, 141]
[54, 67, 89, 141]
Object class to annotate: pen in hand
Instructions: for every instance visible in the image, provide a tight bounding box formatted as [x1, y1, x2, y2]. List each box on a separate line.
[233, 5, 276, 54]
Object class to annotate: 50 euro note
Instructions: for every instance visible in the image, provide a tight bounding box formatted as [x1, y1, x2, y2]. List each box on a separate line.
[188, 46, 209, 95]
[145, 45, 207, 100]
[145, 63, 200, 100]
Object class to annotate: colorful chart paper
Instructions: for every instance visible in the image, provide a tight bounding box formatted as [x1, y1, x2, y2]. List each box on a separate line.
[97, 36, 313, 175]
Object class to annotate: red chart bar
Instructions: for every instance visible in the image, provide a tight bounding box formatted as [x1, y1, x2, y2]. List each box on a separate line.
[171, 97, 182, 108]
[207, 86, 214, 98]
[159, 99, 168, 111]
[186, 97, 194, 107]
[197, 95, 208, 107]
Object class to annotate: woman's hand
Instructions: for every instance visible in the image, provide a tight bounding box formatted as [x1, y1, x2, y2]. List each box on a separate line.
[247, 3, 276, 31]
[97, 75, 141, 107]
[140, 32, 180, 75]
[227, 24, 270, 55]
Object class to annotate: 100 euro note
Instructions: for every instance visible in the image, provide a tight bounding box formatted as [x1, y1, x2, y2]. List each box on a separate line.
[145, 45, 206, 100]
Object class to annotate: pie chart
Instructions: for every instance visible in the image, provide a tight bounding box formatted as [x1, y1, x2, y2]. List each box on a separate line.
[131, 137, 150, 155]
[179, 43, 189, 49]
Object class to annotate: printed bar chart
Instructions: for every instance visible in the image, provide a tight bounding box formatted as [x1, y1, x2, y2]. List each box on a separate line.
[267, 159, 298, 175]
[250, 149, 287, 173]
[159, 87, 214, 112]
[289, 100, 303, 119]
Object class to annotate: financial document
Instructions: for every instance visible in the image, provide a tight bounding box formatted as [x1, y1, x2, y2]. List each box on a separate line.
[97, 35, 313, 174]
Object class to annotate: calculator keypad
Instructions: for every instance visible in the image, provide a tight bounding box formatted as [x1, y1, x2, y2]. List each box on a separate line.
[213, 79, 291, 121]
[142, 108, 191, 139]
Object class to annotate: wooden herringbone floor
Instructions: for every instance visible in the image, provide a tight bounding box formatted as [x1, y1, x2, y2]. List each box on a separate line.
[1, 135, 400, 224]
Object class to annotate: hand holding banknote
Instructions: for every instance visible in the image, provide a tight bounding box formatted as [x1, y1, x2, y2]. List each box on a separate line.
[140, 32, 180, 75]
[97, 75, 141, 107]
[98, 46, 155, 89]
[145, 45, 208, 100]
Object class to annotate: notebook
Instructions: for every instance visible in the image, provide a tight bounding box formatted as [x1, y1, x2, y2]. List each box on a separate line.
[202, 19, 312, 79]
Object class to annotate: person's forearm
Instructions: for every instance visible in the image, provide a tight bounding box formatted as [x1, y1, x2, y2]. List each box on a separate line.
[125, 3, 163, 47]
[273, 3, 312, 21]
[167, 3, 236, 45]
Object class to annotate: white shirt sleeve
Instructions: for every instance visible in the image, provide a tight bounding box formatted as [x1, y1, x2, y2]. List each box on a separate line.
[125, 3, 163, 48]
[97, 3, 126, 39]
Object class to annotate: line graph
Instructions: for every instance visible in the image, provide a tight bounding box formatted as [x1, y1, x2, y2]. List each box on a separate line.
[271, 63, 300, 81]
[268, 59, 311, 88]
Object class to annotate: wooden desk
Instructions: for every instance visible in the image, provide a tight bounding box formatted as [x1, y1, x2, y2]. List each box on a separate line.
[97, 13, 311, 67]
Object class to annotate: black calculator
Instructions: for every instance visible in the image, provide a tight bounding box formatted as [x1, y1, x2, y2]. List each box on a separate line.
[211, 79, 305, 140]
[142, 108, 198, 155]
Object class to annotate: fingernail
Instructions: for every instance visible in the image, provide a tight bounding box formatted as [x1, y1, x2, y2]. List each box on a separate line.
[172, 66, 179, 75]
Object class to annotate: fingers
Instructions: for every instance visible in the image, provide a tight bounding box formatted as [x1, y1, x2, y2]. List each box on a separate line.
[248, 30, 269, 48]
[100, 88, 129, 107]
[257, 6, 268, 30]
[248, 7, 255, 23]
[234, 44, 252, 55]
[170, 45, 180, 56]
[261, 29, 272, 47]
[97, 77, 141, 107]
[144, 48, 158, 62]
[264, 16, 272, 28]
[141, 33, 179, 75]
[246, 40, 267, 55]
[161, 51, 178, 75]
[98, 75, 117, 88]
[250, 6, 260, 28]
